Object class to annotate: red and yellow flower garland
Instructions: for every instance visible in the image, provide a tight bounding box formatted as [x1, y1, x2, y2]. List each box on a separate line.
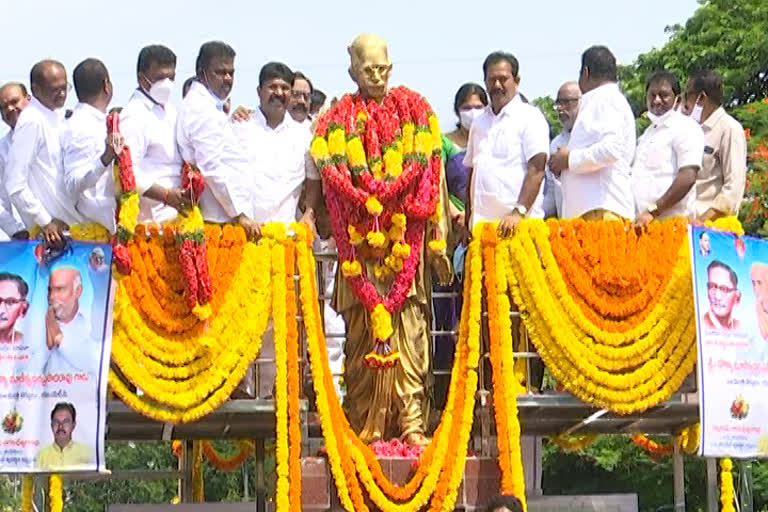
[106, 111, 138, 273]
[311, 87, 444, 366]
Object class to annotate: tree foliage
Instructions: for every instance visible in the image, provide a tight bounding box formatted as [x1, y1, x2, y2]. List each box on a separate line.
[618, 0, 768, 114]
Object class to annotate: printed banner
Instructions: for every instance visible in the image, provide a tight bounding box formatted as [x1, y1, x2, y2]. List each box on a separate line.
[0, 241, 113, 472]
[691, 226, 768, 458]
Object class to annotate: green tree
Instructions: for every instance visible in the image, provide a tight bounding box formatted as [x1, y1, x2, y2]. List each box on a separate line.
[619, 0, 768, 114]
[532, 96, 562, 139]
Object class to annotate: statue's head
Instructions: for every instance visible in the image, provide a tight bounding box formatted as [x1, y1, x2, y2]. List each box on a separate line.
[348, 34, 392, 102]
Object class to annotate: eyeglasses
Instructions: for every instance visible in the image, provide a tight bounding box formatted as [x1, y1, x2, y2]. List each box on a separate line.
[0, 297, 24, 307]
[51, 419, 73, 428]
[707, 282, 736, 294]
[555, 97, 579, 106]
[39, 82, 72, 96]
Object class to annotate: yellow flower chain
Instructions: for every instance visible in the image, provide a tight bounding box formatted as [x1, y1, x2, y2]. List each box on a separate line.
[548, 434, 599, 452]
[49, 474, 63, 512]
[720, 458, 736, 512]
[21, 474, 33, 512]
[272, 240, 290, 512]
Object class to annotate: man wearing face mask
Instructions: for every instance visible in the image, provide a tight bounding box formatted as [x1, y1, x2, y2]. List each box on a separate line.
[631, 71, 704, 230]
[681, 70, 747, 222]
[543, 81, 581, 218]
[120, 45, 188, 223]
[6, 60, 84, 248]
[463, 51, 549, 237]
[549, 46, 636, 220]
[0, 82, 30, 240]
[60, 58, 123, 233]
[177, 41, 258, 238]
[287, 71, 313, 125]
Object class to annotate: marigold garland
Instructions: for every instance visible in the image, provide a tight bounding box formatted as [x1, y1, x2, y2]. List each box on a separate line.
[631, 433, 675, 458]
[49, 474, 63, 512]
[548, 434, 599, 452]
[107, 111, 138, 273]
[201, 440, 254, 471]
[21, 474, 33, 512]
[720, 458, 736, 512]
[285, 228, 303, 510]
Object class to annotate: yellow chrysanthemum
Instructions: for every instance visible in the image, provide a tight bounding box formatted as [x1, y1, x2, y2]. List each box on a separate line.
[347, 225, 364, 245]
[402, 122, 415, 154]
[383, 147, 403, 178]
[261, 222, 287, 241]
[356, 111, 367, 123]
[391, 242, 411, 259]
[428, 239, 447, 254]
[371, 303, 393, 341]
[373, 264, 391, 280]
[175, 204, 204, 233]
[346, 136, 367, 168]
[391, 213, 407, 228]
[428, 114, 441, 152]
[414, 131, 432, 157]
[366, 230, 388, 248]
[370, 160, 384, 179]
[328, 128, 346, 157]
[384, 255, 403, 272]
[388, 225, 404, 242]
[365, 196, 383, 216]
[341, 260, 362, 277]
[310, 136, 330, 163]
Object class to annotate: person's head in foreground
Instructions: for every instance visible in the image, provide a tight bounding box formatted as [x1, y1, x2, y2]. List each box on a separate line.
[487, 493, 524, 512]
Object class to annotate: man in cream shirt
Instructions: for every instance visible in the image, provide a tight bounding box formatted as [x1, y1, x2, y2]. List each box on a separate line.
[632, 71, 704, 228]
[121, 45, 189, 223]
[60, 58, 123, 233]
[463, 51, 549, 236]
[550, 46, 636, 220]
[0, 82, 29, 240]
[6, 60, 83, 246]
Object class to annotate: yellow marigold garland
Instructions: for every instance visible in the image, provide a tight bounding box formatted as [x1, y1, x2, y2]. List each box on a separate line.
[49, 474, 63, 512]
[21, 474, 33, 512]
[201, 440, 254, 471]
[720, 458, 736, 512]
[548, 434, 599, 452]
[285, 228, 303, 509]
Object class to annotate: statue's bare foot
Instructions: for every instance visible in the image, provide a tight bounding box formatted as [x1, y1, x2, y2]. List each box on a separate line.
[404, 432, 430, 447]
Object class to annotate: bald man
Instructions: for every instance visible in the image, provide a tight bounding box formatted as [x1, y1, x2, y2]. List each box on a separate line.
[0, 82, 30, 239]
[543, 81, 581, 217]
[6, 60, 84, 248]
[44, 267, 100, 376]
[751, 264, 768, 341]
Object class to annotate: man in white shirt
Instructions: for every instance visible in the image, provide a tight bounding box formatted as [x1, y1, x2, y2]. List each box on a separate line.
[550, 46, 636, 220]
[121, 45, 189, 223]
[177, 41, 259, 239]
[0, 82, 30, 239]
[60, 58, 123, 233]
[463, 51, 549, 236]
[632, 71, 704, 229]
[543, 81, 581, 218]
[232, 62, 320, 227]
[6, 60, 83, 247]
[287, 71, 313, 125]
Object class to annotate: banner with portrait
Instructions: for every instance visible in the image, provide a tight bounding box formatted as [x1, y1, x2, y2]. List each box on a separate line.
[0, 241, 113, 472]
[691, 226, 768, 458]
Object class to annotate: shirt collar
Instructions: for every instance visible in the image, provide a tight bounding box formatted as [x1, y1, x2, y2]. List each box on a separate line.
[187, 81, 221, 109]
[52, 440, 74, 453]
[74, 102, 106, 121]
[131, 88, 160, 111]
[702, 106, 726, 130]
[490, 93, 522, 119]
[29, 96, 61, 122]
[254, 107, 290, 131]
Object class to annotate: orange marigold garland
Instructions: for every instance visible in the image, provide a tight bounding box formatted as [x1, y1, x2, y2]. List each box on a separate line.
[285, 230, 303, 509]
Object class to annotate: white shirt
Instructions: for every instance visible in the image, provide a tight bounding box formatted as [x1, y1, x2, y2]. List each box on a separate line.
[632, 110, 704, 218]
[232, 108, 318, 223]
[5, 97, 83, 228]
[0, 132, 25, 238]
[463, 94, 550, 225]
[60, 102, 117, 233]
[562, 83, 636, 219]
[43, 312, 101, 377]
[121, 90, 183, 223]
[177, 81, 252, 222]
[543, 129, 570, 217]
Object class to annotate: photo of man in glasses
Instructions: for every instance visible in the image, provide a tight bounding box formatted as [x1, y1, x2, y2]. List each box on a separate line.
[703, 260, 742, 331]
[0, 272, 29, 344]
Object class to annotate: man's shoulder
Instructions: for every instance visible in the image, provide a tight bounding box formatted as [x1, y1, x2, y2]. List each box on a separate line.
[719, 110, 747, 136]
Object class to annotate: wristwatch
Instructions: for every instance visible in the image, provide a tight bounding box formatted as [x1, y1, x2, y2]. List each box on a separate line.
[512, 203, 528, 216]
[646, 203, 659, 217]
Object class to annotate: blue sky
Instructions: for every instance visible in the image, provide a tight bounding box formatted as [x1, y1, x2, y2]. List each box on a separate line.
[0, 0, 699, 134]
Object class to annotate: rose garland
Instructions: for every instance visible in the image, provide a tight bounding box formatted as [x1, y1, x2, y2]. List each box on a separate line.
[311, 86, 444, 368]
[106, 111, 138, 274]
[21, 474, 33, 512]
[49, 474, 63, 512]
[720, 458, 736, 512]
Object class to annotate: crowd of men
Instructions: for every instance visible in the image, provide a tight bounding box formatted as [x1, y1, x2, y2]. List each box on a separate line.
[0, 42, 748, 252]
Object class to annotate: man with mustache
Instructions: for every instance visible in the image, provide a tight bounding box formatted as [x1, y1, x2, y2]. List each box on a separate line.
[549, 46, 636, 220]
[231, 61, 321, 396]
[0, 82, 29, 240]
[287, 71, 313, 125]
[43, 266, 101, 375]
[37, 402, 92, 470]
[543, 81, 581, 218]
[703, 260, 741, 331]
[177, 41, 259, 239]
[463, 51, 549, 236]
[0, 272, 28, 344]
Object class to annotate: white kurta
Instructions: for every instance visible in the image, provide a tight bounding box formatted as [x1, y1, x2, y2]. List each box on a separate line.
[543, 129, 570, 218]
[464, 94, 550, 226]
[0, 131, 25, 238]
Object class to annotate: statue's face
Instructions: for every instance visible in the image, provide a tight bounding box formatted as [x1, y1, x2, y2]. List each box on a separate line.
[350, 42, 392, 102]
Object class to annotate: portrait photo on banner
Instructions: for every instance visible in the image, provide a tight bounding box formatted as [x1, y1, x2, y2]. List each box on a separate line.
[0, 240, 113, 473]
[690, 226, 768, 458]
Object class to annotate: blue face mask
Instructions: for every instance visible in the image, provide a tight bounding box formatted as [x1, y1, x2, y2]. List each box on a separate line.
[452, 244, 467, 279]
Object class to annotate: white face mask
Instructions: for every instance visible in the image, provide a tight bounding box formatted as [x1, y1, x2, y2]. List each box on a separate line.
[146, 77, 174, 105]
[647, 109, 674, 126]
[459, 107, 484, 131]
[690, 102, 704, 124]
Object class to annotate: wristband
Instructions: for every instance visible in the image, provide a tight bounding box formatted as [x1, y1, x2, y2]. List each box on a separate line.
[163, 189, 170, 205]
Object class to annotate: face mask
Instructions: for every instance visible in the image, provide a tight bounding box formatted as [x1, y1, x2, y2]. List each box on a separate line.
[690, 102, 704, 124]
[647, 109, 674, 126]
[144, 77, 174, 105]
[459, 108, 484, 131]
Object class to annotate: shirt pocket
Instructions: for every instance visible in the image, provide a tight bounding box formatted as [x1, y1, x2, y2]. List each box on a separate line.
[491, 128, 515, 160]
[699, 146, 717, 180]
